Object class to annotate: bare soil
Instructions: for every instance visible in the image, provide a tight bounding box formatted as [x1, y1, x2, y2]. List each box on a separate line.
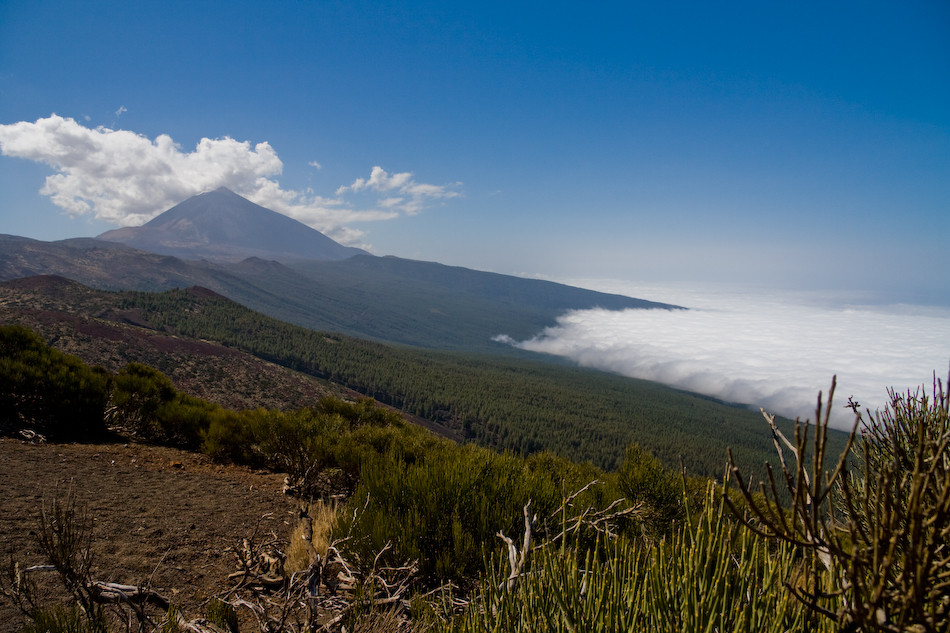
[0, 436, 298, 632]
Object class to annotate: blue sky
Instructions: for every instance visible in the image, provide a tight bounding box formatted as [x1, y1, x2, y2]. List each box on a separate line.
[1, 0, 949, 304]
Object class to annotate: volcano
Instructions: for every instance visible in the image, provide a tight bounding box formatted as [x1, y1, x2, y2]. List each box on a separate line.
[97, 187, 366, 263]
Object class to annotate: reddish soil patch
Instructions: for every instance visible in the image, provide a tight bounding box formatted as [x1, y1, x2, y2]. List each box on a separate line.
[0, 437, 297, 632]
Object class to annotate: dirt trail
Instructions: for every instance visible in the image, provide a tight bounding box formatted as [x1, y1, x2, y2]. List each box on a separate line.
[0, 437, 297, 632]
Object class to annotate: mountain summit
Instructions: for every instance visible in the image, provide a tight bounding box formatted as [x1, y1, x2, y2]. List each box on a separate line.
[97, 187, 366, 263]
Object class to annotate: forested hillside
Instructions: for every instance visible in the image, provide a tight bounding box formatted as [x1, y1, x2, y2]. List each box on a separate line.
[2, 320, 946, 633]
[116, 286, 849, 476]
[0, 276, 848, 477]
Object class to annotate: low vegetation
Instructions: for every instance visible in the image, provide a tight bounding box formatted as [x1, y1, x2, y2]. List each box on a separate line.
[2, 323, 946, 632]
[112, 285, 848, 477]
[0, 324, 110, 440]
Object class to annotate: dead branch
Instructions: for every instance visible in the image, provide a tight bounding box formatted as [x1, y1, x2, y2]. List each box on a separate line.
[8, 564, 174, 621]
[549, 480, 643, 544]
[222, 506, 420, 633]
[497, 501, 536, 591]
[89, 580, 170, 610]
[170, 612, 230, 633]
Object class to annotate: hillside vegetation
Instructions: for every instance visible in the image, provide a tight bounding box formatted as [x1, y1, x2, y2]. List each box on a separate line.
[117, 286, 847, 476]
[1, 322, 947, 633]
[0, 276, 848, 478]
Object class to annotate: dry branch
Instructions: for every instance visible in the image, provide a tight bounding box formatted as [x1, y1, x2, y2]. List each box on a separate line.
[497, 501, 537, 591]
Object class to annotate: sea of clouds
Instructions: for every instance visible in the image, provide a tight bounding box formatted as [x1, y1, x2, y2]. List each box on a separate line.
[497, 281, 950, 430]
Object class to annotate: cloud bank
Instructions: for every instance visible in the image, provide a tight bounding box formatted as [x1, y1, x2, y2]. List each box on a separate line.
[498, 283, 950, 429]
[0, 115, 459, 244]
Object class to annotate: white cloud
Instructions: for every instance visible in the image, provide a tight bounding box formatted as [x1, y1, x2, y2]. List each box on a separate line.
[336, 165, 460, 215]
[308, 160, 322, 170]
[379, 197, 405, 208]
[249, 178, 399, 244]
[115, 105, 127, 117]
[498, 282, 950, 429]
[0, 115, 460, 244]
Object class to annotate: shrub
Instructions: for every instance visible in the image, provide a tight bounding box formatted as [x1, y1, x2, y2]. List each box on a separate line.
[0, 324, 109, 439]
[439, 483, 820, 633]
[110, 363, 219, 447]
[315, 397, 407, 429]
[203, 400, 445, 498]
[200, 408, 259, 463]
[338, 444, 529, 584]
[338, 443, 633, 587]
[152, 393, 218, 448]
[727, 376, 950, 632]
[109, 362, 176, 439]
[618, 443, 685, 538]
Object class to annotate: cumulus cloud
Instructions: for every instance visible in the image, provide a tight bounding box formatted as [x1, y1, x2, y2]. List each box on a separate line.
[0, 115, 460, 244]
[497, 283, 950, 429]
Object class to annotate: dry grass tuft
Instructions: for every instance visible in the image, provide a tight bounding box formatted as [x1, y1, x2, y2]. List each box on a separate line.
[286, 499, 339, 573]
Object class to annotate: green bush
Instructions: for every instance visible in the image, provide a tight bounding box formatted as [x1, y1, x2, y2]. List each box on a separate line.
[153, 393, 218, 448]
[618, 444, 686, 538]
[199, 398, 441, 497]
[338, 442, 632, 587]
[111, 362, 222, 448]
[0, 324, 109, 439]
[339, 444, 529, 584]
[110, 362, 177, 439]
[314, 396, 406, 428]
[439, 484, 824, 633]
[200, 408, 262, 464]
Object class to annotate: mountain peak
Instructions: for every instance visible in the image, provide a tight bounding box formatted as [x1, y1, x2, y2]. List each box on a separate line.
[97, 189, 366, 264]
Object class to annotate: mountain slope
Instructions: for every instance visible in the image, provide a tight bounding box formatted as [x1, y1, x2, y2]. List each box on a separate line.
[0, 275, 337, 410]
[97, 187, 366, 262]
[0, 234, 680, 351]
[0, 275, 459, 439]
[0, 276, 849, 478]
[231, 254, 678, 349]
[0, 234, 234, 290]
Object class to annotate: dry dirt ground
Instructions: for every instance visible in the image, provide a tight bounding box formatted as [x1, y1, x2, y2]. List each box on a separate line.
[0, 436, 298, 632]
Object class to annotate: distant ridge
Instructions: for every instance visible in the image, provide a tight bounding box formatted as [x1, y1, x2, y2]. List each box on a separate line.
[0, 232, 682, 350]
[97, 187, 366, 263]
